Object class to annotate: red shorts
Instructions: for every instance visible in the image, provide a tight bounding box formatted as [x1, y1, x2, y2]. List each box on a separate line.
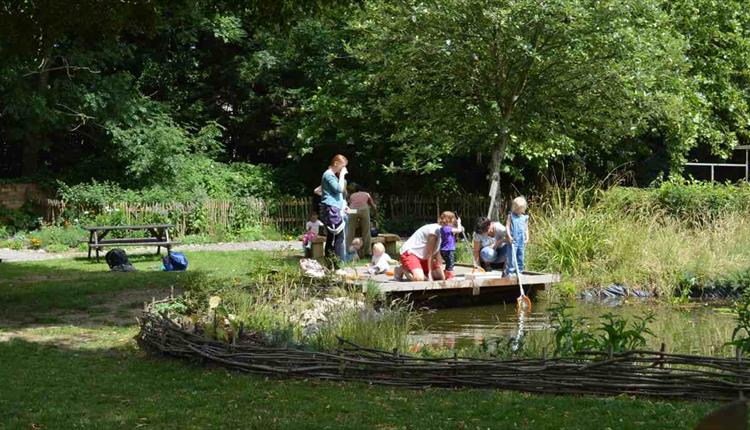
[400, 251, 441, 274]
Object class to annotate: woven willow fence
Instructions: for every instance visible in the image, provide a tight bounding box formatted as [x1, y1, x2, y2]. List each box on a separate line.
[44, 194, 493, 235]
[139, 304, 750, 400]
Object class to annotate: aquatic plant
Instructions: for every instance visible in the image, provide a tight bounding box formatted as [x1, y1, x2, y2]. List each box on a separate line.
[548, 301, 655, 356]
[729, 289, 750, 355]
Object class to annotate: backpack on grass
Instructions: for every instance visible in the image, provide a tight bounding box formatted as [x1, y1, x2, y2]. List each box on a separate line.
[105, 249, 136, 272]
[163, 252, 188, 271]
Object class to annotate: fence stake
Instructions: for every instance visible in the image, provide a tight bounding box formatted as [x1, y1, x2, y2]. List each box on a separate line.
[737, 347, 744, 399]
[338, 338, 346, 377]
[659, 342, 665, 370]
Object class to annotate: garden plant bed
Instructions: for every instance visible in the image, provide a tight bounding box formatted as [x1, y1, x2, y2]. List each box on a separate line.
[139, 299, 750, 401]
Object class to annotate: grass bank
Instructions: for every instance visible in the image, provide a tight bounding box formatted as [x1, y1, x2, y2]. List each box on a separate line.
[528, 181, 750, 298]
[0, 250, 724, 429]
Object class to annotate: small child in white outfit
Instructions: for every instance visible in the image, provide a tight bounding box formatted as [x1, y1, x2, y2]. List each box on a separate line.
[367, 242, 392, 274]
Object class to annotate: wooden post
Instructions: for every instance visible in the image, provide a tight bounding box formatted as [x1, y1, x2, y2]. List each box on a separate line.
[745, 149, 748, 182]
[338, 338, 346, 377]
[659, 342, 665, 370]
[737, 347, 744, 399]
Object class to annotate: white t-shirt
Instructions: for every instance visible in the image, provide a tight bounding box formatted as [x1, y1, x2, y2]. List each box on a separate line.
[306, 220, 324, 233]
[370, 252, 392, 274]
[473, 222, 507, 248]
[400, 223, 442, 259]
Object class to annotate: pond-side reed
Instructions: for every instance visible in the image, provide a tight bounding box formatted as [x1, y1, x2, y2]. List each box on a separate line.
[140, 302, 750, 400]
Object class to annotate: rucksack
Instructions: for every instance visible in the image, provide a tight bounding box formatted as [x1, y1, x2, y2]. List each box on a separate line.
[163, 252, 188, 271]
[105, 249, 136, 272]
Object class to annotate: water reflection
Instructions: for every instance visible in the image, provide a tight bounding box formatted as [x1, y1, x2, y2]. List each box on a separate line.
[410, 298, 738, 356]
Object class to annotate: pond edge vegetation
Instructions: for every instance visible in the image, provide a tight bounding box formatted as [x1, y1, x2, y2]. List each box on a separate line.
[139, 295, 750, 401]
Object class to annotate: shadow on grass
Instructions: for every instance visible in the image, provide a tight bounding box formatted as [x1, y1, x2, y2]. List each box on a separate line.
[0, 337, 720, 430]
[0, 249, 301, 329]
[0, 254, 186, 328]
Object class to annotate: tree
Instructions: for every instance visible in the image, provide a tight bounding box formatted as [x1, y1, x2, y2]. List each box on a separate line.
[0, 0, 157, 176]
[669, 0, 750, 157]
[357, 0, 693, 214]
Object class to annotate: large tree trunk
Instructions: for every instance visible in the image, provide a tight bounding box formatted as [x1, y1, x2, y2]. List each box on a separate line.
[21, 55, 51, 177]
[487, 133, 508, 220]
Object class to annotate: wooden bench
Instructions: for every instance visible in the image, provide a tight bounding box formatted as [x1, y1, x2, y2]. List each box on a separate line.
[372, 233, 400, 256]
[307, 233, 401, 259]
[305, 235, 328, 259]
[84, 224, 179, 262]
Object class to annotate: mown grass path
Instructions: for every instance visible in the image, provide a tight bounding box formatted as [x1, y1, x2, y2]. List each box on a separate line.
[0, 250, 725, 429]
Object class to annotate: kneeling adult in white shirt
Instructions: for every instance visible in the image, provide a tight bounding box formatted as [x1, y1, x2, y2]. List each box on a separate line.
[396, 223, 445, 282]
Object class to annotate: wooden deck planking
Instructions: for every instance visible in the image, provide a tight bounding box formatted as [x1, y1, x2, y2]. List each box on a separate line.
[361, 272, 560, 293]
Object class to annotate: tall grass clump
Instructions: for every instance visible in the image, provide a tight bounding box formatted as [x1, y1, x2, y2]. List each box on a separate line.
[529, 179, 750, 298]
[174, 268, 420, 351]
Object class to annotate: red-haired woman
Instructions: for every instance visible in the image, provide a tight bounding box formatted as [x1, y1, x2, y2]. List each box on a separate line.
[319, 154, 349, 260]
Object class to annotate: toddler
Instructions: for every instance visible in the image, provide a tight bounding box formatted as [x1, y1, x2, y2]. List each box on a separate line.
[343, 238, 362, 263]
[302, 212, 324, 251]
[505, 196, 529, 276]
[439, 211, 464, 280]
[367, 242, 392, 274]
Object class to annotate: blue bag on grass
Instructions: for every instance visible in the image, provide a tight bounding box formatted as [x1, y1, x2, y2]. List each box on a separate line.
[163, 252, 188, 271]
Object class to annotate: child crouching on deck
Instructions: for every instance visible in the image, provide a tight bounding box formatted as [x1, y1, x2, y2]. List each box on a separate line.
[439, 211, 464, 280]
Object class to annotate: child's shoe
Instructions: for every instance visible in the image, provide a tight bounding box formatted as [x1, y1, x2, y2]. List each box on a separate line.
[445, 270, 455, 280]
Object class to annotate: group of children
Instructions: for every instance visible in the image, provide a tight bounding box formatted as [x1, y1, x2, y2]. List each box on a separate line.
[303, 196, 530, 280]
[303, 211, 393, 274]
[437, 195, 528, 279]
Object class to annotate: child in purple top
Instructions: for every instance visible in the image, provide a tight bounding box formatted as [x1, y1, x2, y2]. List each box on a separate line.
[439, 211, 464, 280]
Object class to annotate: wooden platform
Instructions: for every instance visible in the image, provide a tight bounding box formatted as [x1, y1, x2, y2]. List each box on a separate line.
[347, 264, 560, 306]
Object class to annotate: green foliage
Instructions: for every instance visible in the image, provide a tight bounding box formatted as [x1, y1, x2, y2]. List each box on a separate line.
[595, 312, 655, 353]
[354, 0, 695, 183]
[167, 267, 417, 352]
[530, 182, 750, 296]
[58, 162, 277, 207]
[44, 243, 71, 253]
[28, 225, 87, 249]
[549, 301, 655, 357]
[601, 178, 750, 225]
[0, 203, 40, 234]
[729, 288, 750, 355]
[669, 0, 750, 157]
[549, 301, 593, 357]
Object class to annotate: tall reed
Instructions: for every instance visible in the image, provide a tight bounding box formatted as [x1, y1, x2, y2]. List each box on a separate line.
[529, 182, 750, 298]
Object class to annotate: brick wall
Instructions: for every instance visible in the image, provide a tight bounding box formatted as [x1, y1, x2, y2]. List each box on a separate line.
[0, 184, 47, 209]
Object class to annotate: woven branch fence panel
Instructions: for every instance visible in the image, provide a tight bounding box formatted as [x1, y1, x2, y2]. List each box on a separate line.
[43, 194, 494, 235]
[139, 309, 750, 400]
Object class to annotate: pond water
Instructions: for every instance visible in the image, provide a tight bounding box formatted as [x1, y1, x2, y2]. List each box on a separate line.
[410, 296, 739, 356]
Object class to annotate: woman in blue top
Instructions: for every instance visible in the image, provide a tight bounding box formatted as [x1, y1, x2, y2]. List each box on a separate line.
[319, 154, 349, 260]
[505, 196, 530, 276]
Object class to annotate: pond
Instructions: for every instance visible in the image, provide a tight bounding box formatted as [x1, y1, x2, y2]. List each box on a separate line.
[410, 296, 739, 356]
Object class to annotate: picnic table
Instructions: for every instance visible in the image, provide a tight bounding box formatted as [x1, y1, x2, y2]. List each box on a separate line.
[84, 224, 179, 262]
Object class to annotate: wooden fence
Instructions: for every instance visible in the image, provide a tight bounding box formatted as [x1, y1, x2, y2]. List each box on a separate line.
[139, 303, 750, 400]
[43, 194, 494, 236]
[383, 195, 492, 225]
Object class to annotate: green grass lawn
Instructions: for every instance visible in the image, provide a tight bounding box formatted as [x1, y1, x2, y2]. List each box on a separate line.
[0, 250, 727, 429]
